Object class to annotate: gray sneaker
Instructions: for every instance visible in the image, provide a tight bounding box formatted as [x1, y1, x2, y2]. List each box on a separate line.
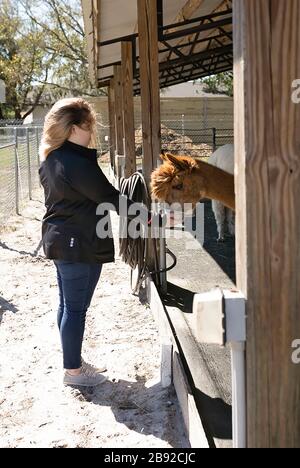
[64, 367, 107, 387]
[81, 358, 107, 374]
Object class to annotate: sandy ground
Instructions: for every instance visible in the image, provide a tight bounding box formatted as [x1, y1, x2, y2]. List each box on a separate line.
[0, 192, 188, 449]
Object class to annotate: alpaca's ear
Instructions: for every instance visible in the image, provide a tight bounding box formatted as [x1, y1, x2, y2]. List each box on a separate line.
[160, 151, 168, 161]
[163, 153, 191, 171]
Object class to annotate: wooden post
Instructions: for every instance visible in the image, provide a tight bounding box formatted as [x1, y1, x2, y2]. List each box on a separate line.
[121, 41, 136, 178]
[114, 65, 124, 178]
[108, 79, 116, 171]
[234, 0, 300, 448]
[137, 0, 161, 184]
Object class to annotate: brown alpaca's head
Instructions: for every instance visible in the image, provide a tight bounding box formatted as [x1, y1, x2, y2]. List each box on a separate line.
[151, 153, 206, 207]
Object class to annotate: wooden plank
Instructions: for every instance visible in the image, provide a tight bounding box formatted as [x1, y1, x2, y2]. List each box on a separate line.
[234, 0, 300, 448]
[158, 0, 229, 66]
[175, 0, 207, 22]
[81, 0, 100, 85]
[121, 41, 136, 178]
[147, 276, 211, 446]
[108, 79, 116, 170]
[148, 275, 232, 448]
[173, 351, 209, 449]
[113, 65, 124, 157]
[137, 0, 161, 183]
[166, 305, 232, 449]
[165, 228, 233, 448]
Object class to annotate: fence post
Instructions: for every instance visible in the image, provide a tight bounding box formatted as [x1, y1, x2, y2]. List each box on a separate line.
[26, 128, 32, 200]
[36, 127, 40, 161]
[203, 98, 208, 129]
[181, 114, 185, 146]
[14, 128, 19, 215]
[212, 128, 217, 152]
[36, 127, 42, 188]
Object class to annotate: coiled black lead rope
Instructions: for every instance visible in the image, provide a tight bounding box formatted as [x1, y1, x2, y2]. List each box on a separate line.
[119, 172, 177, 295]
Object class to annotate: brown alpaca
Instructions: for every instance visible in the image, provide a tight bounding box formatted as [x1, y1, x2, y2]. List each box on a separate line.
[151, 153, 235, 211]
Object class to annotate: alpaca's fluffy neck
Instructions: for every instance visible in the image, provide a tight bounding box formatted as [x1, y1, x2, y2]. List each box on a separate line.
[195, 159, 235, 210]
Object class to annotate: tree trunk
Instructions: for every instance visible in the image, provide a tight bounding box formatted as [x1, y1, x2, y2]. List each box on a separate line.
[14, 107, 22, 120]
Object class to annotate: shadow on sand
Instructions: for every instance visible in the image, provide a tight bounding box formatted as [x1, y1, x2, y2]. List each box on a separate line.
[69, 376, 189, 448]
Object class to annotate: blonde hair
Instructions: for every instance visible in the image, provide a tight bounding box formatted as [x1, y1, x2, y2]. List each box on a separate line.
[39, 97, 97, 160]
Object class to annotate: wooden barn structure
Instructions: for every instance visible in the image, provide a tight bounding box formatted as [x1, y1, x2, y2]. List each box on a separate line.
[82, 0, 300, 448]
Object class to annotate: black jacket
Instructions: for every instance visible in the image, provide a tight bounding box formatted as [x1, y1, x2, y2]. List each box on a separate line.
[39, 140, 124, 264]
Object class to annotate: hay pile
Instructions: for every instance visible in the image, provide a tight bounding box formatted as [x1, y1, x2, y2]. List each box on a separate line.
[100, 123, 213, 163]
[135, 124, 213, 158]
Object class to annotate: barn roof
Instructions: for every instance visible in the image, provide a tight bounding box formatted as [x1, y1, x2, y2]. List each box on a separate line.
[81, 0, 233, 94]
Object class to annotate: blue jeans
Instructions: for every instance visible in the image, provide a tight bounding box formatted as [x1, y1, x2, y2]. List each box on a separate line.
[54, 260, 102, 369]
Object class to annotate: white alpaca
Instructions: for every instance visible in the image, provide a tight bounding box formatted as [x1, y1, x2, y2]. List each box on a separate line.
[208, 144, 235, 242]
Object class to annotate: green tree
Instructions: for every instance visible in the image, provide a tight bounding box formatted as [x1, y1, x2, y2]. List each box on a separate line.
[0, 0, 54, 118]
[196, 71, 233, 97]
[0, 0, 104, 119]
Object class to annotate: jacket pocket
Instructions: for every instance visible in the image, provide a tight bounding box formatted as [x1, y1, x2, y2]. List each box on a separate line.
[43, 224, 82, 260]
[60, 226, 81, 254]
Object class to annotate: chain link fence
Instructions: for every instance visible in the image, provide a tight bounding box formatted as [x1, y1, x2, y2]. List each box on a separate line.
[0, 125, 42, 224]
[158, 119, 233, 158]
[0, 119, 44, 127]
[99, 118, 234, 160]
[213, 128, 234, 149]
[0, 117, 233, 224]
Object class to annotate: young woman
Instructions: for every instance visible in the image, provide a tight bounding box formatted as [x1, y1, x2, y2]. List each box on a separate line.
[39, 97, 136, 387]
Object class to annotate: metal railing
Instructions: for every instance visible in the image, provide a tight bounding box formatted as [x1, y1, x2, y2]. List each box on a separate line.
[0, 126, 42, 223]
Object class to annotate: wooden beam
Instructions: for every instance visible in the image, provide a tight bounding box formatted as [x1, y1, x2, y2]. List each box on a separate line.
[108, 79, 116, 170]
[147, 278, 211, 448]
[176, 0, 206, 22]
[174, 0, 229, 26]
[158, 0, 225, 63]
[121, 41, 136, 178]
[234, 0, 300, 448]
[113, 65, 124, 157]
[137, 0, 161, 184]
[81, 0, 101, 86]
